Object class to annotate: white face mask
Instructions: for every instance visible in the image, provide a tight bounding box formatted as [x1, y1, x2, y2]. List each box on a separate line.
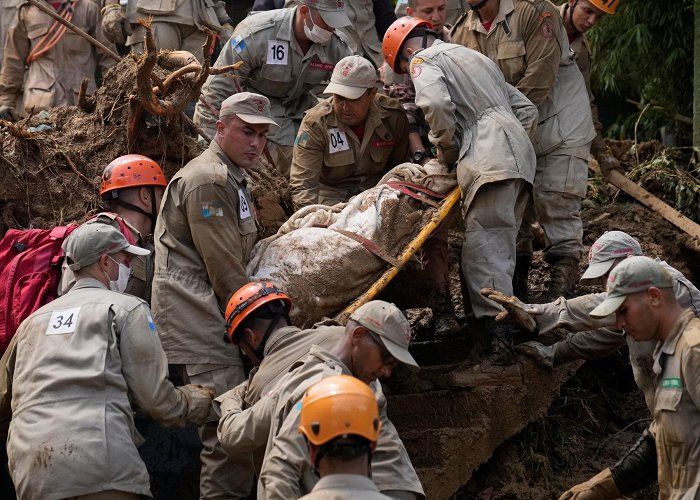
[104, 256, 131, 293]
[304, 11, 333, 44]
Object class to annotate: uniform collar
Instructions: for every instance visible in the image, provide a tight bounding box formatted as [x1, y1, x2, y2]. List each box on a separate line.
[313, 474, 379, 492]
[209, 140, 246, 185]
[468, 0, 515, 34]
[275, 7, 295, 43]
[72, 277, 108, 291]
[264, 325, 303, 357]
[326, 96, 386, 144]
[652, 309, 696, 375]
[308, 344, 351, 374]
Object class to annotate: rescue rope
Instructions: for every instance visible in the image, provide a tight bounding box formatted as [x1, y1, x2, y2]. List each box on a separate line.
[26, 0, 80, 64]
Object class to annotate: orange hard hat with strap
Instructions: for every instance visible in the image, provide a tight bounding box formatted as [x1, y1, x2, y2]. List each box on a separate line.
[224, 282, 292, 345]
[100, 155, 167, 198]
[588, 0, 620, 14]
[298, 375, 381, 447]
[382, 17, 434, 73]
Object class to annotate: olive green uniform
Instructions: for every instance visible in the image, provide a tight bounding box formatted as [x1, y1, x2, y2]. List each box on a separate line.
[290, 94, 409, 208]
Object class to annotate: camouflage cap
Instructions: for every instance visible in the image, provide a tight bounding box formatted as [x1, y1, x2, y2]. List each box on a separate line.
[298, 0, 351, 28]
[580, 231, 643, 283]
[324, 55, 378, 99]
[63, 222, 149, 271]
[350, 300, 418, 369]
[589, 256, 674, 318]
[219, 92, 279, 127]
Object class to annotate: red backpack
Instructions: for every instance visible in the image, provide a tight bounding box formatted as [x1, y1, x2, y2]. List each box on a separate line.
[0, 213, 136, 355]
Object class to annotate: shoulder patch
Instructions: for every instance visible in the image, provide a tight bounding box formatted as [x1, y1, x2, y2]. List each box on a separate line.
[684, 318, 700, 347]
[295, 130, 311, 147]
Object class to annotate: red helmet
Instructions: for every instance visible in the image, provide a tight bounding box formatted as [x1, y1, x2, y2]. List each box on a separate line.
[224, 282, 292, 344]
[382, 17, 433, 72]
[100, 155, 167, 199]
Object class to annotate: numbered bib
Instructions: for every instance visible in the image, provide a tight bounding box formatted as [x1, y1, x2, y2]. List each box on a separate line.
[267, 40, 289, 65]
[238, 188, 252, 220]
[46, 307, 80, 335]
[328, 128, 349, 154]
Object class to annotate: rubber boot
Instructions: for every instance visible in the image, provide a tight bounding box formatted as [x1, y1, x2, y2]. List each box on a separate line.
[512, 254, 532, 302]
[545, 255, 579, 302]
[432, 289, 462, 337]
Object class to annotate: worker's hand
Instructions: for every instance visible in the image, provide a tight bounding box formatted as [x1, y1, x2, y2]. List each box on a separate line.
[101, 4, 131, 46]
[480, 288, 539, 333]
[217, 380, 250, 417]
[515, 341, 555, 369]
[0, 105, 18, 121]
[181, 383, 215, 425]
[559, 468, 621, 500]
[596, 151, 622, 183]
[218, 22, 234, 42]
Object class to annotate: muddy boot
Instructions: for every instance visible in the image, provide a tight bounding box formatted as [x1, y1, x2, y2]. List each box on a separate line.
[545, 255, 579, 302]
[432, 291, 462, 337]
[512, 254, 532, 302]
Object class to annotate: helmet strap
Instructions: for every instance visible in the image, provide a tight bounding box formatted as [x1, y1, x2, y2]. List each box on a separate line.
[110, 190, 158, 236]
[149, 186, 158, 235]
[253, 307, 291, 361]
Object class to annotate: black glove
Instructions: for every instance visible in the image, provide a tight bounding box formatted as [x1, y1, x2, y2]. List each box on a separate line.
[610, 427, 658, 494]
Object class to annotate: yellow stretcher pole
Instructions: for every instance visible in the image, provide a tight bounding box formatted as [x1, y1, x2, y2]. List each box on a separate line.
[336, 185, 462, 324]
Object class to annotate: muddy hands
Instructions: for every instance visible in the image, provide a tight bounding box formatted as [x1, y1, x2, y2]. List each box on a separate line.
[480, 288, 539, 333]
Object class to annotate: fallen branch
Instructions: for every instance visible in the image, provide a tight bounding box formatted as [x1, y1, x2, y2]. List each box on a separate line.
[625, 98, 692, 126]
[61, 152, 92, 185]
[0, 120, 34, 139]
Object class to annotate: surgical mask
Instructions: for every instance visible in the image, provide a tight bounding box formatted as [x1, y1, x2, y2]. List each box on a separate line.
[104, 255, 131, 293]
[304, 11, 333, 44]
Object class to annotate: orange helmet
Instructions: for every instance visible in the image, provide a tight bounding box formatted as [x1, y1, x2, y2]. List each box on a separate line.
[382, 17, 433, 72]
[588, 0, 620, 14]
[100, 154, 167, 199]
[224, 282, 292, 344]
[298, 375, 381, 447]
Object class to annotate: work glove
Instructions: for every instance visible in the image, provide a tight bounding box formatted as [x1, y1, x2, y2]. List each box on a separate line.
[515, 341, 556, 369]
[215, 379, 250, 418]
[218, 22, 234, 43]
[0, 105, 18, 121]
[559, 468, 622, 500]
[180, 383, 215, 425]
[480, 288, 539, 333]
[597, 151, 622, 183]
[101, 4, 131, 46]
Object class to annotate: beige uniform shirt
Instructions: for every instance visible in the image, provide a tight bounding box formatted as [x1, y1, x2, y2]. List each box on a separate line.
[0, 278, 192, 500]
[536, 259, 700, 413]
[58, 213, 154, 303]
[410, 40, 538, 209]
[193, 7, 352, 144]
[290, 94, 409, 208]
[125, 0, 229, 31]
[450, 0, 594, 158]
[557, 3, 605, 155]
[0, 0, 22, 70]
[217, 345, 424, 500]
[652, 310, 700, 499]
[0, 0, 115, 111]
[151, 141, 256, 366]
[300, 474, 393, 499]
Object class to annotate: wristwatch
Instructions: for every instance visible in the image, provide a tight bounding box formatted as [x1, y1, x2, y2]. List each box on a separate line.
[411, 150, 429, 163]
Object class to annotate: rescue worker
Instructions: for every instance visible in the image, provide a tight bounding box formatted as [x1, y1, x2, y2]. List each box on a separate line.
[193, 0, 353, 176]
[217, 300, 425, 499]
[563, 256, 700, 499]
[0, 222, 215, 500]
[284, 0, 390, 68]
[59, 154, 168, 302]
[100, 0, 234, 61]
[0, 0, 116, 119]
[382, 17, 538, 349]
[290, 55, 409, 208]
[451, 0, 596, 301]
[298, 375, 391, 500]
[151, 92, 278, 498]
[396, 0, 465, 26]
[559, 0, 622, 180]
[0, 0, 22, 71]
[482, 231, 700, 498]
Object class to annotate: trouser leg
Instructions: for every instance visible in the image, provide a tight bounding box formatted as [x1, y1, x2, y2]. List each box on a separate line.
[184, 364, 251, 500]
[461, 179, 530, 318]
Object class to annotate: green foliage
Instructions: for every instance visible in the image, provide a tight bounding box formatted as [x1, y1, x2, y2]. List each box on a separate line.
[585, 0, 694, 142]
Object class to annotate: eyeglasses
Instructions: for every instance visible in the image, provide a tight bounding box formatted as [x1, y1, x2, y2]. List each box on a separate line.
[366, 328, 397, 365]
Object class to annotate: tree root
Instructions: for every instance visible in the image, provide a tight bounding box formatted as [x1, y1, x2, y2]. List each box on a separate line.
[77, 78, 96, 112]
[0, 120, 34, 139]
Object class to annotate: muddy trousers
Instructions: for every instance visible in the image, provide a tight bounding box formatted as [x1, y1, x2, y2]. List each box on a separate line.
[183, 364, 251, 500]
[516, 146, 590, 260]
[127, 22, 209, 62]
[461, 178, 530, 318]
